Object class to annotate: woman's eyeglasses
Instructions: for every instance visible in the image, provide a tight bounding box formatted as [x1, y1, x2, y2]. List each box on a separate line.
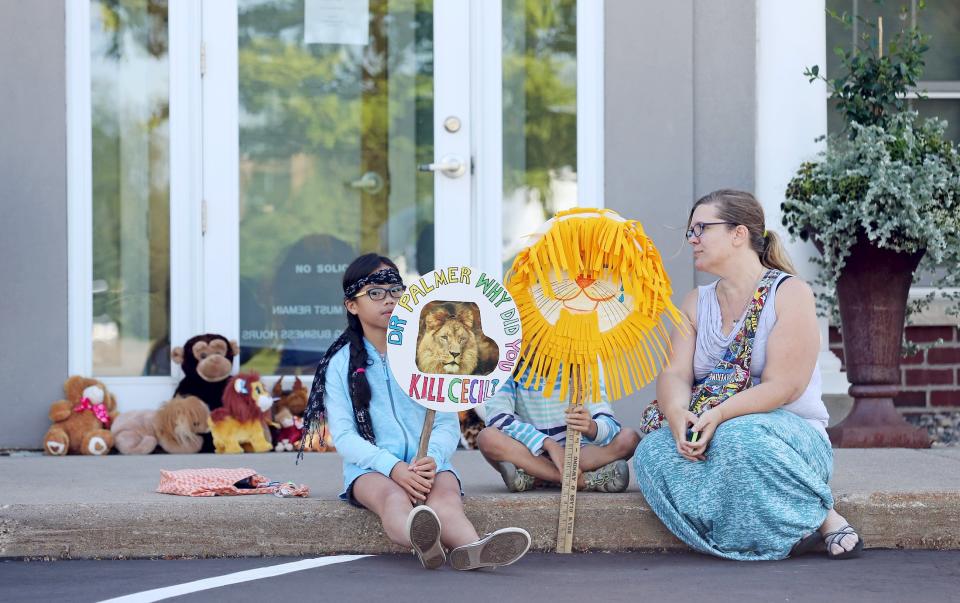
[686, 221, 737, 240]
[354, 284, 406, 301]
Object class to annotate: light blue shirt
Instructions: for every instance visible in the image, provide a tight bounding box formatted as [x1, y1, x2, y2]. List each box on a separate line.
[484, 370, 621, 456]
[324, 338, 461, 499]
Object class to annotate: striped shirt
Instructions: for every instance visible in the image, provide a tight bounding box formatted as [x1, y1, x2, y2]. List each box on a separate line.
[484, 372, 621, 455]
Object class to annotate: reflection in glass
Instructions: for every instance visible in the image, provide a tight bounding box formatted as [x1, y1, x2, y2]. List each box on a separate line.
[826, 0, 960, 81]
[917, 2, 960, 81]
[90, 0, 171, 376]
[238, 0, 434, 374]
[502, 0, 578, 267]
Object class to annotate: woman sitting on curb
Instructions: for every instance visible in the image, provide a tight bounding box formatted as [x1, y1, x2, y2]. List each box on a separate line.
[633, 189, 863, 561]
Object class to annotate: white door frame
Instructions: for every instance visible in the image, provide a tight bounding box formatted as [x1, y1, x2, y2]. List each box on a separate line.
[66, 0, 204, 410]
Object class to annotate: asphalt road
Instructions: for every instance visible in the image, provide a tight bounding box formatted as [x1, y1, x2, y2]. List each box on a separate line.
[2, 550, 958, 603]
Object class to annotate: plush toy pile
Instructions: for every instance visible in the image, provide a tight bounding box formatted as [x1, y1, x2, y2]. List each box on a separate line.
[42, 334, 339, 455]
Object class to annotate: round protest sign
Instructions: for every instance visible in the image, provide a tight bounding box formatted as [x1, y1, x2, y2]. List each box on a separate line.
[386, 266, 521, 413]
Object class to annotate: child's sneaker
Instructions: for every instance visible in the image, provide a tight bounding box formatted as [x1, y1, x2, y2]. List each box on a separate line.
[449, 527, 531, 570]
[495, 461, 535, 492]
[406, 505, 445, 569]
[583, 459, 629, 492]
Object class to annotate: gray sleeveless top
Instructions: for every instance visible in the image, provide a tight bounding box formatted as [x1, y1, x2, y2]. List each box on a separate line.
[694, 272, 829, 438]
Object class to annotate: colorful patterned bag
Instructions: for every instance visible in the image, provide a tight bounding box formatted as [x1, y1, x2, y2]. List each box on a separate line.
[638, 269, 781, 434]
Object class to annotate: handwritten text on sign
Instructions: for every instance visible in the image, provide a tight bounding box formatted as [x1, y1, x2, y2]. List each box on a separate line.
[386, 266, 521, 413]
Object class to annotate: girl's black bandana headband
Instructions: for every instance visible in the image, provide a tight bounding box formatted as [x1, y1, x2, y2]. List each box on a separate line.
[342, 268, 403, 299]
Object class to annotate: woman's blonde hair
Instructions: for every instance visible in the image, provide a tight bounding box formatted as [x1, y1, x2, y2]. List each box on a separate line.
[690, 189, 797, 275]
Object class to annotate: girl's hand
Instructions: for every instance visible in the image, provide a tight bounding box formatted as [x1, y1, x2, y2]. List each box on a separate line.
[390, 462, 432, 503]
[687, 408, 723, 459]
[669, 410, 704, 462]
[564, 406, 598, 439]
[411, 456, 437, 483]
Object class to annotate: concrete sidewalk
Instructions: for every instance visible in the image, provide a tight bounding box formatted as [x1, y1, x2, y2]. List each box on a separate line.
[1, 449, 959, 559]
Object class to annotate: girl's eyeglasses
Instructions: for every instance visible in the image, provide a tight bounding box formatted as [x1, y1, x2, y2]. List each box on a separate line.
[686, 221, 737, 240]
[354, 284, 406, 301]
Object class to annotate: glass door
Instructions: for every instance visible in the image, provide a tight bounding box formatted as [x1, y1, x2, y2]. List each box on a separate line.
[203, 0, 472, 376]
[68, 0, 596, 405]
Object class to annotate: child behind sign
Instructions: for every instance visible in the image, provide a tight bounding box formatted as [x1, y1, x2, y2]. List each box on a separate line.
[478, 369, 640, 492]
[299, 253, 531, 570]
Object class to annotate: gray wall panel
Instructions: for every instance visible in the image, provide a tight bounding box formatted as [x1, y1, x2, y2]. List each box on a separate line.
[604, 0, 696, 425]
[0, 0, 68, 449]
[693, 0, 757, 286]
[604, 0, 757, 428]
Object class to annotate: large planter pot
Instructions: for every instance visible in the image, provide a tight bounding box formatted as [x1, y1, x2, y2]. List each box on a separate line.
[827, 234, 931, 448]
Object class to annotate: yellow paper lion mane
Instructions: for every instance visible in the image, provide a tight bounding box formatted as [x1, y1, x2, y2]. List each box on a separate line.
[506, 207, 685, 403]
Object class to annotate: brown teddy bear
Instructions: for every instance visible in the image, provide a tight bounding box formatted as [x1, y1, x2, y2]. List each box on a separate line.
[270, 406, 304, 452]
[43, 376, 118, 456]
[270, 376, 334, 452]
[154, 396, 211, 454]
[111, 410, 159, 455]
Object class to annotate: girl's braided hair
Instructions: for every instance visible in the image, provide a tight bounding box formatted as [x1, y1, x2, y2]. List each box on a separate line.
[297, 253, 401, 463]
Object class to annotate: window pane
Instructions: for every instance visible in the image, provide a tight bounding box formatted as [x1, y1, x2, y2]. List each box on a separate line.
[237, 0, 434, 375]
[90, 0, 171, 377]
[502, 0, 577, 269]
[827, 1, 960, 81]
[918, 2, 960, 80]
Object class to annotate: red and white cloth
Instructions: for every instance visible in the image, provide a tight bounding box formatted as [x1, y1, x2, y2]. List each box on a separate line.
[156, 467, 309, 497]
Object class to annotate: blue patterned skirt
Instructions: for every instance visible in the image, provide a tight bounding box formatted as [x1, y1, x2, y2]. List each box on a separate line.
[633, 409, 833, 561]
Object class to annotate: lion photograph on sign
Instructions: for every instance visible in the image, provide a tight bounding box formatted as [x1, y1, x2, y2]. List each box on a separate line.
[416, 300, 499, 376]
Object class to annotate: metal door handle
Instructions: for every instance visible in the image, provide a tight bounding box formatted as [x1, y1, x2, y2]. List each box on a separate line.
[417, 155, 467, 178]
[346, 171, 384, 194]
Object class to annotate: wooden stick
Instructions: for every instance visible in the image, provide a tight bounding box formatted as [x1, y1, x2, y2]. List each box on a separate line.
[878, 17, 884, 58]
[556, 414, 582, 553]
[556, 374, 584, 554]
[416, 409, 436, 460]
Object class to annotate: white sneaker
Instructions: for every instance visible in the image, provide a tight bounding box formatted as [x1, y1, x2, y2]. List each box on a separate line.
[448, 527, 531, 570]
[406, 505, 445, 569]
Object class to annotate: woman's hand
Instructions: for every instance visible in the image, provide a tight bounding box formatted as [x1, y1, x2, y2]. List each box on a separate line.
[390, 461, 432, 504]
[687, 408, 723, 459]
[668, 409, 704, 462]
[564, 405, 598, 439]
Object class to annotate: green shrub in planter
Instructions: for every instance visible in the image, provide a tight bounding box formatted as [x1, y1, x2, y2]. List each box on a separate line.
[783, 112, 960, 330]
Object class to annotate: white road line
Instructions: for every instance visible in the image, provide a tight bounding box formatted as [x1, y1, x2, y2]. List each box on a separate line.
[98, 555, 371, 603]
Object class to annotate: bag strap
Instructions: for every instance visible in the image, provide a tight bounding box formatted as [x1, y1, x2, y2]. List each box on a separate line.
[718, 269, 781, 364]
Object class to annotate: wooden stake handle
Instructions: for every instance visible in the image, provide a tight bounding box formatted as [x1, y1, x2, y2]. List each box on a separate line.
[556, 408, 582, 553]
[416, 409, 436, 460]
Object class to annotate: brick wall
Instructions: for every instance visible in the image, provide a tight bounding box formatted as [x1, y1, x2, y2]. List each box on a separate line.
[829, 325, 960, 409]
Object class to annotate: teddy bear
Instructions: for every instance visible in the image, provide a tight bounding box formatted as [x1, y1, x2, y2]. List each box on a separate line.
[270, 376, 335, 452]
[270, 406, 304, 452]
[154, 395, 211, 454]
[43, 376, 119, 456]
[111, 410, 159, 455]
[209, 373, 273, 453]
[169, 333, 238, 452]
[271, 376, 308, 416]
